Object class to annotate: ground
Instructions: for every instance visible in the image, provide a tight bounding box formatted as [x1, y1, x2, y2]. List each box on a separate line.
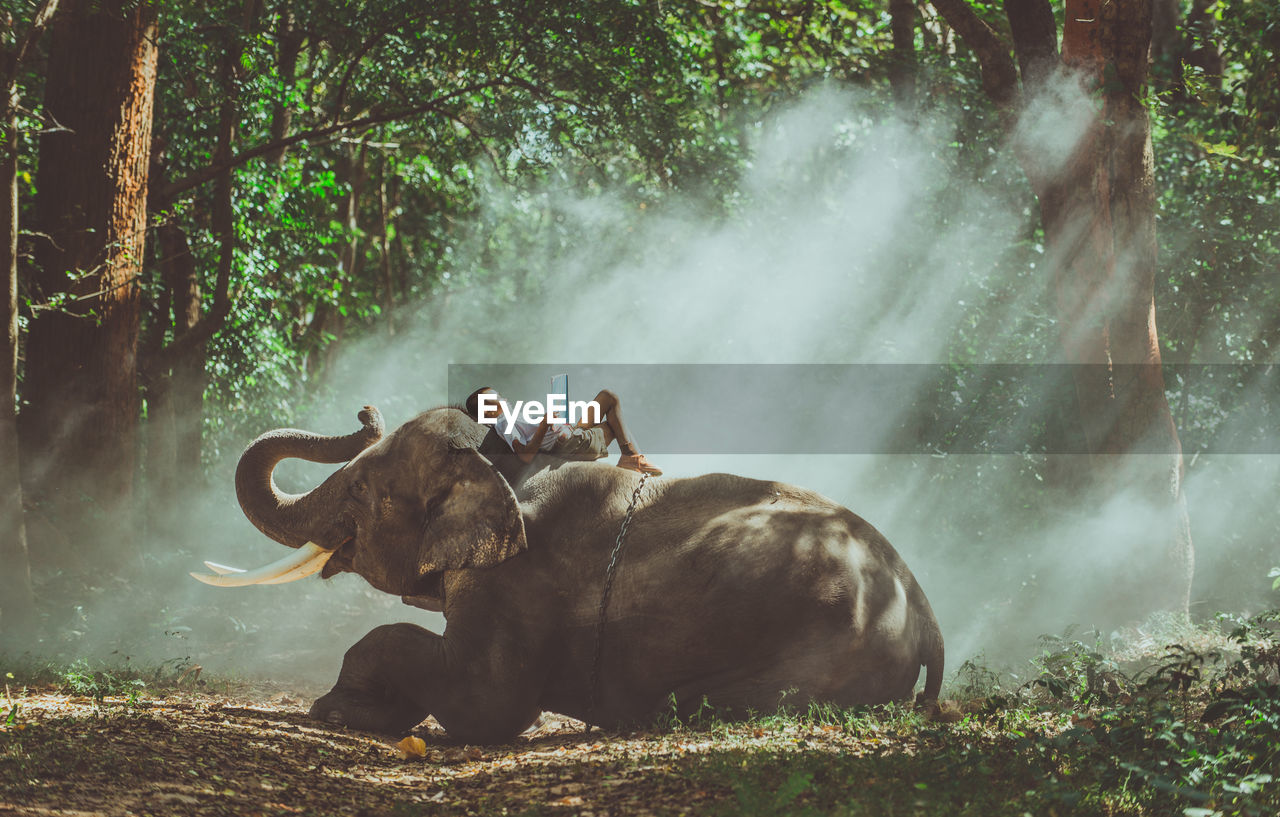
[0, 682, 1077, 817]
[4, 619, 1280, 817]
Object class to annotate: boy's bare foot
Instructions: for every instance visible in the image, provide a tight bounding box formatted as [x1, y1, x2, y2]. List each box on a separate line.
[617, 453, 662, 476]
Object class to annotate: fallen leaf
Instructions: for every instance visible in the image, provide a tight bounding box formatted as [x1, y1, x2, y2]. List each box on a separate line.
[396, 736, 427, 760]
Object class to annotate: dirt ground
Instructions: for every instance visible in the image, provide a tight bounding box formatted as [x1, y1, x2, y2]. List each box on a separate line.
[1, 684, 890, 817]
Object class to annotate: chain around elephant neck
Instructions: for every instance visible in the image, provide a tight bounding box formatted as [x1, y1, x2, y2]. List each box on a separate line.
[585, 470, 650, 732]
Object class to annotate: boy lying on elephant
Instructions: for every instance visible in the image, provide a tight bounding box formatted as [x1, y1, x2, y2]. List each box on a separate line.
[464, 386, 662, 475]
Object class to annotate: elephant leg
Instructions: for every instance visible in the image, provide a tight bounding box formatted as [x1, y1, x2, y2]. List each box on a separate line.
[309, 622, 542, 743]
[309, 623, 431, 735]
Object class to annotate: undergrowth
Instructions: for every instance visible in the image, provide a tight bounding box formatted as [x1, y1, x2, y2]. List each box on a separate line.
[652, 605, 1280, 817]
[3, 601, 1279, 816]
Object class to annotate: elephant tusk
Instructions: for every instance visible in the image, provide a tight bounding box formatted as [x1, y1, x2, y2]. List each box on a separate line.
[203, 561, 244, 575]
[190, 542, 334, 587]
[204, 560, 312, 584]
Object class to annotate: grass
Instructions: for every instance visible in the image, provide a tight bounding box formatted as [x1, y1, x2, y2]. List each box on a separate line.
[2, 608, 1279, 816]
[612, 609, 1280, 817]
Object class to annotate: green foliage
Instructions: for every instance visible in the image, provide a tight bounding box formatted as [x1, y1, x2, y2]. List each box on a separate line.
[1026, 629, 1125, 707]
[978, 608, 1280, 816]
[727, 767, 817, 817]
[16, 0, 1271, 492]
[58, 660, 147, 706]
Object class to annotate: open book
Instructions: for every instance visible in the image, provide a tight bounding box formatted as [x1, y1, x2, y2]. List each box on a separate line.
[550, 373, 568, 406]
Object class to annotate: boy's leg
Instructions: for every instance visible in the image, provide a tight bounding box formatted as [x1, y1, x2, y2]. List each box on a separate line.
[582, 389, 661, 475]
[582, 389, 632, 454]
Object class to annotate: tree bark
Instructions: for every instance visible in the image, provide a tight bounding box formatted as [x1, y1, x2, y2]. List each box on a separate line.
[378, 167, 395, 335]
[338, 140, 368, 286]
[2, 96, 35, 634]
[267, 4, 303, 166]
[930, 0, 1019, 109]
[1004, 0, 1058, 93]
[2, 0, 61, 636]
[1051, 0, 1192, 615]
[143, 204, 204, 491]
[1150, 0, 1180, 77]
[930, 0, 1194, 616]
[20, 0, 158, 566]
[143, 6, 251, 504]
[888, 0, 917, 112]
[303, 140, 364, 381]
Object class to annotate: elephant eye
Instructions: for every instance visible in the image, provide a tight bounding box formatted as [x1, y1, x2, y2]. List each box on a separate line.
[349, 480, 368, 499]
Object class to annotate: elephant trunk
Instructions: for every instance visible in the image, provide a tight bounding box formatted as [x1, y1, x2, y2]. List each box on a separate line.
[235, 406, 385, 548]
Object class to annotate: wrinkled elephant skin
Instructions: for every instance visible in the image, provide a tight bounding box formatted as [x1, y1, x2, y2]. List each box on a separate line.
[225, 407, 944, 743]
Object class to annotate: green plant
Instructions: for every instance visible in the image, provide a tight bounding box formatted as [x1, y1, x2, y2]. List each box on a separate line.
[724, 764, 817, 817]
[1026, 629, 1127, 707]
[60, 661, 146, 706]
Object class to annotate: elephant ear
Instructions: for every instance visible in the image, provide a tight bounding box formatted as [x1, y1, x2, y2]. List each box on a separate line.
[419, 445, 527, 573]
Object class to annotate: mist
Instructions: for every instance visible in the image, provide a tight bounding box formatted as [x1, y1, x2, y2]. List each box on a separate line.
[17, 84, 1278, 691]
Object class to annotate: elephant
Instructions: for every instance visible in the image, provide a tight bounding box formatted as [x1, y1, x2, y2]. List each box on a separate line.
[193, 405, 944, 743]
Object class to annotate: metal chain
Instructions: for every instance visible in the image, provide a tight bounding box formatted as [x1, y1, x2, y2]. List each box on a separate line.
[584, 470, 650, 732]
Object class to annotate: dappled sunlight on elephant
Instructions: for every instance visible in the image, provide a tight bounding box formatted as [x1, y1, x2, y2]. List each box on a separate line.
[193, 406, 944, 743]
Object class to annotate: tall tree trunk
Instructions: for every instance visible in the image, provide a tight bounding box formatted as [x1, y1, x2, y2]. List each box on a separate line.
[1040, 0, 1192, 615]
[1150, 0, 1180, 76]
[267, 4, 303, 166]
[304, 140, 364, 382]
[143, 5, 249, 507]
[2, 0, 62, 636]
[932, 0, 1193, 617]
[20, 0, 158, 567]
[338, 140, 368, 284]
[378, 167, 395, 336]
[1, 87, 34, 635]
[166, 26, 239, 487]
[392, 179, 409, 298]
[888, 0, 918, 112]
[143, 206, 202, 495]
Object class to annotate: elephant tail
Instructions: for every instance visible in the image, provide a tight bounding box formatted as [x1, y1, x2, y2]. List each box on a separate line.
[915, 616, 944, 711]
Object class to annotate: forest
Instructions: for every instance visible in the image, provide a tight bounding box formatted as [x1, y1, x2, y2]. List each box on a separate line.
[2, 0, 1279, 815]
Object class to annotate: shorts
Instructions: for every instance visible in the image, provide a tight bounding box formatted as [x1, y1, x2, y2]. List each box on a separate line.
[549, 426, 609, 461]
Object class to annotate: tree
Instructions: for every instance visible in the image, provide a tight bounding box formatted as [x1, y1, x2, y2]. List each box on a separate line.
[143, 0, 721, 458]
[929, 0, 1193, 615]
[142, 0, 248, 500]
[1, 0, 61, 635]
[889, 0, 919, 111]
[19, 0, 159, 565]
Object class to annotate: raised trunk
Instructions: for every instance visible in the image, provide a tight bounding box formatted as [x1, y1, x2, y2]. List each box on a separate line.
[234, 407, 383, 548]
[20, 0, 158, 565]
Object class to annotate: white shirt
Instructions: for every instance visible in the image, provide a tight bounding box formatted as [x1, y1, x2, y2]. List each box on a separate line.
[487, 405, 573, 453]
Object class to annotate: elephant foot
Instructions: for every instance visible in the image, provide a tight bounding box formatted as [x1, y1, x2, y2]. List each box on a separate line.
[309, 689, 426, 736]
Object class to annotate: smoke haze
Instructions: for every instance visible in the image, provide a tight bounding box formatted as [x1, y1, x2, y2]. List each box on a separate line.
[15, 84, 1278, 690]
